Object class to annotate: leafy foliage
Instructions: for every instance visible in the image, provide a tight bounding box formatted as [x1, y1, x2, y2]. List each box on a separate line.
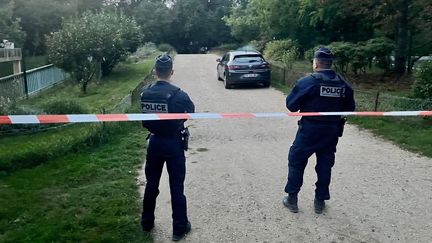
[0, 1, 26, 47]
[157, 43, 174, 53]
[264, 39, 299, 62]
[225, 0, 431, 76]
[413, 61, 432, 99]
[326, 42, 355, 74]
[133, 0, 172, 45]
[8, 0, 107, 54]
[47, 11, 141, 93]
[364, 38, 394, 71]
[281, 49, 300, 70]
[304, 39, 394, 75]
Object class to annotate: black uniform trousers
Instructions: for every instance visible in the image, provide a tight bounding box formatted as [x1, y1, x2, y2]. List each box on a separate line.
[141, 134, 189, 235]
[285, 119, 340, 201]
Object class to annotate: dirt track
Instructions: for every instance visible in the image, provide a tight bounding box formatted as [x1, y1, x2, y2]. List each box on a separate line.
[138, 54, 432, 243]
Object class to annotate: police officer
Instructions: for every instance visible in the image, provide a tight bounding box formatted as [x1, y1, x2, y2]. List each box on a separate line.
[140, 54, 195, 241]
[282, 47, 355, 214]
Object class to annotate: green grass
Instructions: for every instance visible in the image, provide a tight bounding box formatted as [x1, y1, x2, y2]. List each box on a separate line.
[0, 60, 154, 173]
[0, 122, 151, 242]
[0, 124, 106, 173]
[20, 61, 154, 112]
[350, 117, 432, 157]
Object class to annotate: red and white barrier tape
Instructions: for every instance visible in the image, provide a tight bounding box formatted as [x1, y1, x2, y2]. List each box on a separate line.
[0, 111, 431, 124]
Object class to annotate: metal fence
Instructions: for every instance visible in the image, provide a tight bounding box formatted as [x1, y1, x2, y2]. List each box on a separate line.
[356, 90, 432, 112]
[0, 64, 69, 102]
[270, 61, 305, 88]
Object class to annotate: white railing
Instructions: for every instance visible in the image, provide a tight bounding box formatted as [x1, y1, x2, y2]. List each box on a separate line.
[0, 48, 22, 62]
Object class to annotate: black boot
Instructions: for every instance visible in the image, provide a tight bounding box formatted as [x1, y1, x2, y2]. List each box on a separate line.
[282, 194, 299, 213]
[172, 221, 191, 241]
[314, 198, 325, 214]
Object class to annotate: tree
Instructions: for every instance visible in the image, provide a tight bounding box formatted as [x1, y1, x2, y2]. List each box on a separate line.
[0, 1, 26, 48]
[349, 0, 432, 76]
[47, 11, 141, 93]
[8, 0, 107, 55]
[167, 0, 234, 53]
[223, 1, 262, 43]
[224, 0, 373, 51]
[133, 0, 172, 44]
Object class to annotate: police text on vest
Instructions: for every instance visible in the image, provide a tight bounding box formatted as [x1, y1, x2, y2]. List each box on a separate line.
[141, 102, 169, 113]
[320, 86, 345, 97]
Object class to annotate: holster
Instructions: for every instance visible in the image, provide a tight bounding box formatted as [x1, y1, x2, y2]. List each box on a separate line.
[181, 127, 190, 151]
[338, 117, 347, 137]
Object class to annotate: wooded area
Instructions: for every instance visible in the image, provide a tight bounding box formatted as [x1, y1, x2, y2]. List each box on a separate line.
[1, 0, 431, 85]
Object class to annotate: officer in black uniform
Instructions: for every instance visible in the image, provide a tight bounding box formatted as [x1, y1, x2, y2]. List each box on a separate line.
[282, 47, 355, 214]
[140, 54, 195, 241]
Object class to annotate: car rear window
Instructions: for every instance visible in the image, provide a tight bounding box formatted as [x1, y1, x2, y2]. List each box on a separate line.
[233, 55, 264, 63]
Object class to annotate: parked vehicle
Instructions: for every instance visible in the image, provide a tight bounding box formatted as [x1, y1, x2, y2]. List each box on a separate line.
[216, 50, 271, 89]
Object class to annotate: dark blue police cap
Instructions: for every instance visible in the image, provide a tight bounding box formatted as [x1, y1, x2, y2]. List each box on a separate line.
[155, 54, 173, 71]
[314, 47, 334, 60]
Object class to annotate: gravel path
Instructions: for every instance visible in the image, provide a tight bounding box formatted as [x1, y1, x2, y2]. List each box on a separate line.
[138, 54, 432, 243]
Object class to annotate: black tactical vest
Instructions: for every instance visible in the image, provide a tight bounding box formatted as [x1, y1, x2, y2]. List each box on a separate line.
[140, 83, 183, 136]
[305, 72, 348, 122]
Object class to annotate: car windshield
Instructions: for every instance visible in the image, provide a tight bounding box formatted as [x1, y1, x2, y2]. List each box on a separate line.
[233, 55, 264, 63]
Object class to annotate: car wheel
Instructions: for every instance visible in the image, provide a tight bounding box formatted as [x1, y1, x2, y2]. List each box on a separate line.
[217, 71, 223, 81]
[224, 74, 232, 89]
[263, 82, 271, 88]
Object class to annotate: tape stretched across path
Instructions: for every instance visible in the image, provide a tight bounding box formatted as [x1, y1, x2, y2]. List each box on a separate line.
[0, 111, 431, 125]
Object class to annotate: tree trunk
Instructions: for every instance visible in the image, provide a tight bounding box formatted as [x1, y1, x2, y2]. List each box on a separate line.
[394, 0, 410, 76]
[407, 30, 413, 74]
[81, 80, 87, 94]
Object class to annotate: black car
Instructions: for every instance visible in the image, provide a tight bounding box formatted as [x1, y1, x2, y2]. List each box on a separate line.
[216, 51, 271, 89]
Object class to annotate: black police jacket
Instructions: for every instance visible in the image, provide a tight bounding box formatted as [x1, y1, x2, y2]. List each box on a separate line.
[140, 80, 195, 136]
[286, 70, 355, 122]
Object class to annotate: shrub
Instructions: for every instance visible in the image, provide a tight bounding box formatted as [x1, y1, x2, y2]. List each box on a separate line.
[364, 37, 394, 71]
[42, 100, 88, 114]
[281, 49, 299, 70]
[264, 39, 299, 62]
[249, 40, 267, 53]
[128, 43, 158, 62]
[413, 61, 432, 99]
[158, 43, 174, 52]
[350, 45, 369, 75]
[304, 48, 316, 62]
[327, 42, 355, 74]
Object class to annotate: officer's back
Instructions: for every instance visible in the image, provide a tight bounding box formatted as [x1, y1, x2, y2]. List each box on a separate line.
[139, 54, 194, 241]
[140, 54, 194, 137]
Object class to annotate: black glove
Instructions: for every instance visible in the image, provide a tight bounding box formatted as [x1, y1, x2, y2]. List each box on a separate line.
[338, 117, 347, 137]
